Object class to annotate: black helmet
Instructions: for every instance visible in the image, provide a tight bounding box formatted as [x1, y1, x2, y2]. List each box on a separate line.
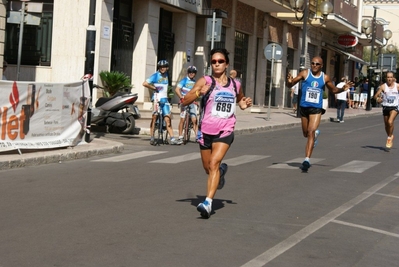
[187, 66, 197, 73]
[157, 60, 169, 68]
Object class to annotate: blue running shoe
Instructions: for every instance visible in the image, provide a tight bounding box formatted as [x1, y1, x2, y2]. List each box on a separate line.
[218, 163, 228, 190]
[313, 129, 320, 148]
[197, 200, 211, 219]
[300, 160, 311, 172]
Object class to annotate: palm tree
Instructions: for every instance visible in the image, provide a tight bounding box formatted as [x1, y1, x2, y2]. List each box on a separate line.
[99, 71, 133, 97]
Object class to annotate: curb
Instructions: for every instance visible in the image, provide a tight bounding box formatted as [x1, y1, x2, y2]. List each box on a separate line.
[0, 139, 124, 170]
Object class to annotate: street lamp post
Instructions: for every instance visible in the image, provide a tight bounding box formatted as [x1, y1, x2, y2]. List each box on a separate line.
[289, 0, 333, 118]
[366, 6, 378, 110]
[84, 0, 97, 142]
[361, 7, 393, 111]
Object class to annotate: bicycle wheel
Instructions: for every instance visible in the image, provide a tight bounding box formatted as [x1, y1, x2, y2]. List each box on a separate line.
[151, 113, 160, 146]
[157, 114, 164, 145]
[163, 116, 171, 144]
[182, 112, 191, 144]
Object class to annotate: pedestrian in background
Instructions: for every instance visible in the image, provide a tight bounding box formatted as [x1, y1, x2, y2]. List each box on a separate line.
[183, 48, 252, 218]
[360, 78, 369, 108]
[286, 56, 352, 172]
[229, 69, 242, 83]
[348, 80, 355, 109]
[373, 71, 399, 149]
[353, 77, 361, 109]
[335, 77, 349, 123]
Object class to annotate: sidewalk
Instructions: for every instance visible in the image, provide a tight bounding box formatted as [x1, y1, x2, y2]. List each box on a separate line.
[137, 106, 380, 135]
[0, 106, 380, 170]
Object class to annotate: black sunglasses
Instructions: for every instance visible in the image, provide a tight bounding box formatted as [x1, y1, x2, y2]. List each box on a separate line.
[311, 62, 321, 66]
[211, 59, 226, 64]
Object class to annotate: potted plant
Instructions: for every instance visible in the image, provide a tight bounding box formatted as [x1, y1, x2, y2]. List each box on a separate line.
[99, 71, 133, 97]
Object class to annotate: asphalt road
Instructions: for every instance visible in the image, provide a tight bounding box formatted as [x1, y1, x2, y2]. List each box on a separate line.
[1, 114, 398, 267]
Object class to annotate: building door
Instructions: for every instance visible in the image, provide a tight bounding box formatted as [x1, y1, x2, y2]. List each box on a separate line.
[111, 0, 134, 76]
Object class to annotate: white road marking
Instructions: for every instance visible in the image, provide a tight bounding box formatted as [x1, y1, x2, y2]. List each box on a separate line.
[332, 219, 399, 238]
[268, 158, 325, 169]
[223, 155, 270, 166]
[149, 152, 201, 164]
[330, 160, 380, 173]
[92, 151, 168, 162]
[374, 192, 399, 199]
[240, 175, 399, 267]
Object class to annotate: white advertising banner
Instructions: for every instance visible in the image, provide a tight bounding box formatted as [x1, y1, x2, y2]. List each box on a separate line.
[0, 80, 90, 152]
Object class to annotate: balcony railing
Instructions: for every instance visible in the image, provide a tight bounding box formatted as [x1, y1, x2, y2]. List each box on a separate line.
[331, 0, 358, 27]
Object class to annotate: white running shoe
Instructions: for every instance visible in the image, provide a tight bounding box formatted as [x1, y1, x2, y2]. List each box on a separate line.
[170, 138, 182, 145]
[197, 200, 211, 218]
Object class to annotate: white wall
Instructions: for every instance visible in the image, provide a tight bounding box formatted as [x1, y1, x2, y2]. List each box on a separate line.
[51, 0, 90, 82]
[172, 12, 196, 87]
[132, 0, 159, 104]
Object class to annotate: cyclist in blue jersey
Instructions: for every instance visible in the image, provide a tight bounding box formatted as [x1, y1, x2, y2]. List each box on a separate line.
[175, 66, 198, 141]
[143, 60, 182, 145]
[286, 56, 352, 172]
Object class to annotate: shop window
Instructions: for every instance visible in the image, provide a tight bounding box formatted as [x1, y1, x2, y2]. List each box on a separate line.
[5, 0, 54, 66]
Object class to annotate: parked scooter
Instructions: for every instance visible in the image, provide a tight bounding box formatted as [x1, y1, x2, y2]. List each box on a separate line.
[92, 86, 141, 134]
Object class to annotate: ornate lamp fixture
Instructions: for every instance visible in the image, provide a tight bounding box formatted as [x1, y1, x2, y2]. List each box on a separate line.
[386, 44, 395, 53]
[290, 0, 333, 26]
[361, 18, 373, 38]
[374, 29, 393, 55]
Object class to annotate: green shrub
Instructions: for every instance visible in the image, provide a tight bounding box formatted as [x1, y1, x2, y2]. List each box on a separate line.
[99, 71, 133, 97]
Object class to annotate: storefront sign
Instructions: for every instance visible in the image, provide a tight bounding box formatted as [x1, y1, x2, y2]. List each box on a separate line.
[337, 34, 358, 48]
[0, 80, 90, 152]
[159, 0, 202, 14]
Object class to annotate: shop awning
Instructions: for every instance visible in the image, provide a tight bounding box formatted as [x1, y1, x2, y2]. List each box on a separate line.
[326, 45, 370, 66]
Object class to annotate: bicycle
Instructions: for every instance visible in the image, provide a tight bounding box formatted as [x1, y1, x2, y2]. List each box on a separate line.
[181, 102, 198, 145]
[152, 93, 169, 145]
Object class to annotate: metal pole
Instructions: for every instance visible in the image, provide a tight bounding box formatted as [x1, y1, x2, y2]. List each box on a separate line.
[208, 11, 216, 75]
[16, 1, 27, 81]
[296, 0, 308, 118]
[211, 11, 216, 51]
[267, 44, 276, 121]
[84, 0, 97, 142]
[366, 6, 378, 111]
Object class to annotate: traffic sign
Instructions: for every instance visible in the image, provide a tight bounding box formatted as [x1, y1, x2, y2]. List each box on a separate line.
[264, 43, 283, 61]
